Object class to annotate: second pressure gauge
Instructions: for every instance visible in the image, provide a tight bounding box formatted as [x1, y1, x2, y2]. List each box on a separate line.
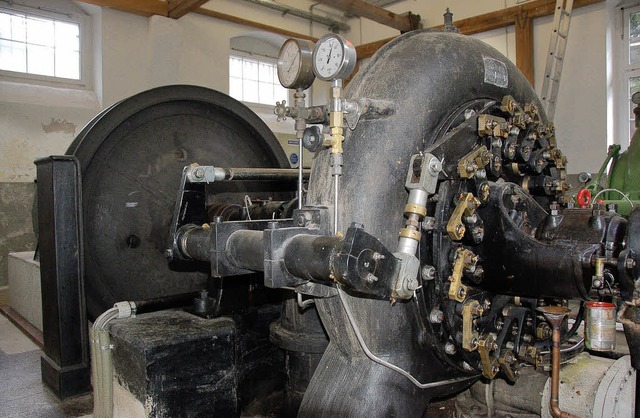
[277, 38, 315, 90]
[312, 34, 357, 81]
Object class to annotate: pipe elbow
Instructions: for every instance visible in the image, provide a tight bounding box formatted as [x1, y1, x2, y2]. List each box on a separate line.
[550, 400, 579, 418]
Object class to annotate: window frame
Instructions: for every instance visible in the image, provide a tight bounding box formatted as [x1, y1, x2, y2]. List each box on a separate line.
[228, 51, 290, 109]
[618, 5, 640, 145]
[0, 3, 91, 89]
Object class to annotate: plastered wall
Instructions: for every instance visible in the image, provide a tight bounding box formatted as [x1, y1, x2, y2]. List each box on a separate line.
[0, 0, 612, 286]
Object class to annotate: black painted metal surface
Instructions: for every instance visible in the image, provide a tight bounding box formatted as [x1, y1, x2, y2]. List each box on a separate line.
[35, 156, 91, 399]
[302, 31, 541, 416]
[109, 285, 288, 417]
[66, 85, 291, 319]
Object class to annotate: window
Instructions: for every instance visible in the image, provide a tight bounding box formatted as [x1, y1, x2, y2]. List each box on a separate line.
[0, 6, 84, 85]
[229, 54, 288, 106]
[623, 6, 640, 142]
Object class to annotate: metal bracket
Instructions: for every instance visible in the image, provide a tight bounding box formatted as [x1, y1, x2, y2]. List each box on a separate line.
[264, 225, 314, 289]
[462, 299, 483, 351]
[446, 193, 481, 241]
[448, 248, 477, 301]
[343, 97, 395, 130]
[392, 252, 421, 300]
[477, 333, 500, 379]
[212, 219, 295, 277]
[334, 224, 399, 299]
[405, 153, 441, 194]
[457, 145, 491, 179]
[477, 114, 509, 138]
[498, 349, 519, 382]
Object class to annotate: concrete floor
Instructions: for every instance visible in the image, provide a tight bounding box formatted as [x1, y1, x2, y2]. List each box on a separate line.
[0, 313, 92, 418]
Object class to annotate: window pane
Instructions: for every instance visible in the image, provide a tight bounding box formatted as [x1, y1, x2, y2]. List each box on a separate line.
[54, 21, 79, 52]
[229, 56, 242, 77]
[629, 76, 640, 141]
[0, 39, 26, 72]
[55, 48, 79, 79]
[27, 17, 54, 47]
[258, 62, 273, 83]
[9, 13, 27, 42]
[0, 12, 11, 39]
[27, 44, 54, 76]
[258, 82, 274, 104]
[229, 77, 242, 100]
[274, 86, 288, 104]
[631, 12, 640, 65]
[631, 11, 640, 38]
[243, 79, 259, 103]
[243, 59, 258, 81]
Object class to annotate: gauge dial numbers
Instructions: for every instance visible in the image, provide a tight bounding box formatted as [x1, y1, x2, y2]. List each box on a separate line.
[277, 38, 315, 90]
[312, 34, 357, 81]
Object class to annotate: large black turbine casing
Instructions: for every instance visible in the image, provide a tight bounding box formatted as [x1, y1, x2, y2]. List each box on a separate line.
[300, 31, 547, 416]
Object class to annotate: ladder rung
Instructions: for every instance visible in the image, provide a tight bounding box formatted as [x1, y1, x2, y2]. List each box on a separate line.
[561, 10, 571, 16]
[554, 55, 564, 61]
[551, 77, 560, 82]
[558, 31, 569, 38]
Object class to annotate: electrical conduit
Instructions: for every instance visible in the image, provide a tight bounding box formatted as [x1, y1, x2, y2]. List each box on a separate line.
[90, 301, 136, 418]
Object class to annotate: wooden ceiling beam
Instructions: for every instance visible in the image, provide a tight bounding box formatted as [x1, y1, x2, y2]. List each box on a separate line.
[78, 0, 168, 17]
[315, 0, 419, 32]
[194, 8, 318, 42]
[168, 0, 210, 19]
[356, 0, 605, 59]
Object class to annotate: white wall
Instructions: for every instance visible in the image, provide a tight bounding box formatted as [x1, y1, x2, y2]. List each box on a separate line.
[0, 0, 613, 182]
[349, 0, 608, 174]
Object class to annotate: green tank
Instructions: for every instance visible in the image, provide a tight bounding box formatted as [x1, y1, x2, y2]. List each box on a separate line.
[582, 93, 640, 216]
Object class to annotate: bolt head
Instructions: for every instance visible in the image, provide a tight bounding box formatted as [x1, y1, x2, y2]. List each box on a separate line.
[193, 167, 205, 179]
[407, 276, 419, 291]
[164, 249, 173, 258]
[445, 342, 457, 355]
[428, 157, 442, 175]
[626, 258, 636, 269]
[421, 265, 436, 281]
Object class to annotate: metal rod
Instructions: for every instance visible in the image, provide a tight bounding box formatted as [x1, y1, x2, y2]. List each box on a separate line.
[224, 167, 310, 180]
[539, 306, 579, 418]
[298, 135, 304, 209]
[334, 174, 339, 234]
[239, 0, 350, 32]
[294, 88, 307, 209]
[186, 165, 310, 183]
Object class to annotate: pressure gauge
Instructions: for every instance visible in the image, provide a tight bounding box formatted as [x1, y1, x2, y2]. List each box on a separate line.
[277, 38, 315, 90]
[312, 34, 357, 81]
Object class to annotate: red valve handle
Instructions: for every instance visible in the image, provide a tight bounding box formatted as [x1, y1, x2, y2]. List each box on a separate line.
[576, 189, 591, 207]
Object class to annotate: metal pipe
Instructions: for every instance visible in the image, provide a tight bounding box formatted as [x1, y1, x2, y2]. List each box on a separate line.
[226, 230, 265, 271]
[294, 88, 307, 209]
[239, 0, 350, 32]
[283, 234, 341, 281]
[334, 174, 339, 234]
[539, 306, 580, 418]
[225, 167, 310, 180]
[187, 166, 310, 183]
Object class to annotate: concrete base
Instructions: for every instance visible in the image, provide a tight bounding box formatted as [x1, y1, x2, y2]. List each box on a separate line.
[8, 251, 42, 331]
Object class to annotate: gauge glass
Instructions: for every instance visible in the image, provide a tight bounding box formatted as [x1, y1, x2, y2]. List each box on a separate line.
[278, 39, 302, 88]
[314, 37, 344, 80]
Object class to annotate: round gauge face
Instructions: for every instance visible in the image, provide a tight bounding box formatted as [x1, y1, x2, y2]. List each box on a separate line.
[314, 36, 345, 80]
[278, 39, 302, 88]
[277, 39, 315, 90]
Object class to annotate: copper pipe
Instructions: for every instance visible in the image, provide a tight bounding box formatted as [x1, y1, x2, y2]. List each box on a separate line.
[538, 306, 580, 418]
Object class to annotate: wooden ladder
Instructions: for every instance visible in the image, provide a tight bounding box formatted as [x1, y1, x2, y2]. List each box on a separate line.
[539, 0, 574, 121]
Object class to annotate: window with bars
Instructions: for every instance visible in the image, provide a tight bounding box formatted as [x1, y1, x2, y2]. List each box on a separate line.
[0, 8, 81, 83]
[229, 54, 288, 106]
